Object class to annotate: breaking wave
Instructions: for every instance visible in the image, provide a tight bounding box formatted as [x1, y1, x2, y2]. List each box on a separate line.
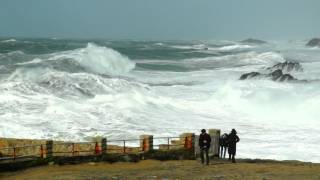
[48, 43, 135, 75]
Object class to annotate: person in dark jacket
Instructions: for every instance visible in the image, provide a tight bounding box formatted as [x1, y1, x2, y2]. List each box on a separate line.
[228, 129, 240, 163]
[219, 133, 229, 158]
[199, 129, 211, 165]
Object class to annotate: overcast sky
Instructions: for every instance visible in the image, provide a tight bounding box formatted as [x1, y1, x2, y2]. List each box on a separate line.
[0, 0, 319, 40]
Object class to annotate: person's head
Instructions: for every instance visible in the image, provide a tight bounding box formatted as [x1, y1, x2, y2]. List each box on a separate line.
[201, 129, 206, 134]
[231, 129, 237, 134]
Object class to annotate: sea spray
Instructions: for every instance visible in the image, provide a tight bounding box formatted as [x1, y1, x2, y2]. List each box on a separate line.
[48, 43, 135, 75]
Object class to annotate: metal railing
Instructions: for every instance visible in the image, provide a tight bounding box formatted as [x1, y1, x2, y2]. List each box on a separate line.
[0, 136, 194, 162]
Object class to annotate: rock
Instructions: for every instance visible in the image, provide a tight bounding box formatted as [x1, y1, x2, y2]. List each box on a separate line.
[268, 69, 296, 81]
[240, 38, 267, 44]
[239, 72, 261, 80]
[306, 38, 320, 47]
[240, 69, 297, 82]
[269, 69, 283, 81]
[279, 74, 295, 82]
[267, 61, 303, 72]
[88, 162, 96, 166]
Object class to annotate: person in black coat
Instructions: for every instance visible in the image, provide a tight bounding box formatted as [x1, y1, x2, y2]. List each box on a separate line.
[228, 129, 240, 163]
[219, 133, 229, 158]
[199, 129, 211, 165]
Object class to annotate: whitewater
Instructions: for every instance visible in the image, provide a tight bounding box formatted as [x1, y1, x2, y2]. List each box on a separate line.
[0, 38, 319, 162]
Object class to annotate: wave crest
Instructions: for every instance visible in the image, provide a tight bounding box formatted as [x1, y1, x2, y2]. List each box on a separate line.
[49, 43, 135, 75]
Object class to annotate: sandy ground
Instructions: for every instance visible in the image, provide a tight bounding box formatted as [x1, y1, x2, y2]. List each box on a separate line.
[1, 159, 320, 180]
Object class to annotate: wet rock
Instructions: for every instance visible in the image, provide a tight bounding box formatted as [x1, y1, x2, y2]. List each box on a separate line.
[269, 69, 296, 81]
[269, 69, 283, 80]
[306, 38, 320, 47]
[267, 61, 303, 72]
[240, 69, 296, 82]
[240, 72, 261, 80]
[279, 74, 295, 82]
[241, 38, 267, 44]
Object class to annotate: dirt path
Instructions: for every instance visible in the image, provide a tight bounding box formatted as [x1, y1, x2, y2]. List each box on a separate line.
[1, 159, 320, 180]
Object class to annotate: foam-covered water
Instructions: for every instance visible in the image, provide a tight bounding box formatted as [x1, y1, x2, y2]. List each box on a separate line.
[0, 38, 319, 162]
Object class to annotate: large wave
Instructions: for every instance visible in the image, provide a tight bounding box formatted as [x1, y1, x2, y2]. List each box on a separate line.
[48, 43, 135, 75]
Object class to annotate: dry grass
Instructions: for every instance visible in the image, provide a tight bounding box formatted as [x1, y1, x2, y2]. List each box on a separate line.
[1, 159, 320, 180]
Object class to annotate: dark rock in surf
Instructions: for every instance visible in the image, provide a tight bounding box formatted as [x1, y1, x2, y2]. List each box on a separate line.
[240, 72, 261, 80]
[267, 61, 303, 72]
[240, 69, 296, 82]
[306, 38, 320, 47]
[279, 74, 295, 82]
[269, 69, 283, 81]
[241, 38, 267, 44]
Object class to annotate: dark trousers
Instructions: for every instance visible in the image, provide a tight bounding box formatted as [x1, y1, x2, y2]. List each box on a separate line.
[229, 153, 236, 163]
[200, 148, 209, 165]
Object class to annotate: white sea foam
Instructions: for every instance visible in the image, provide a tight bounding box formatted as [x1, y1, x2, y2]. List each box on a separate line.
[171, 44, 253, 52]
[170, 44, 207, 50]
[49, 43, 135, 75]
[215, 44, 253, 51]
[1, 39, 17, 43]
[15, 58, 42, 65]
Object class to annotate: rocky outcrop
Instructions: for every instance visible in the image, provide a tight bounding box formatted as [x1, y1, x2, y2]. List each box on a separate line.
[267, 61, 303, 72]
[269, 69, 295, 81]
[240, 69, 296, 82]
[241, 38, 267, 44]
[240, 72, 261, 80]
[306, 38, 320, 47]
[240, 61, 304, 82]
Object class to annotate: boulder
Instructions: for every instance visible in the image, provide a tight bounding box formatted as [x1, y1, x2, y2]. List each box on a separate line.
[268, 69, 296, 81]
[279, 74, 295, 82]
[239, 72, 261, 80]
[306, 38, 320, 47]
[269, 69, 283, 81]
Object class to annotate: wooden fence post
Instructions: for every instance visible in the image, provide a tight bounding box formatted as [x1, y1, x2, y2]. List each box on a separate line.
[40, 144, 44, 158]
[208, 129, 220, 158]
[180, 133, 195, 151]
[140, 135, 153, 152]
[46, 140, 53, 159]
[101, 138, 107, 154]
[13, 147, 16, 160]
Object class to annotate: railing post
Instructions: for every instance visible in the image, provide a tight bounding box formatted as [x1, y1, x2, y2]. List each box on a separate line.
[13, 147, 16, 160]
[184, 137, 188, 149]
[142, 139, 146, 151]
[101, 138, 107, 154]
[140, 135, 153, 152]
[40, 145, 44, 158]
[123, 140, 126, 154]
[181, 133, 195, 151]
[209, 129, 221, 158]
[72, 143, 76, 156]
[46, 140, 53, 159]
[167, 138, 170, 150]
[95, 142, 101, 155]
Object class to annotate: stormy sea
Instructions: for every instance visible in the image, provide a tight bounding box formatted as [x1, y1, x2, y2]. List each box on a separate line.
[0, 38, 319, 162]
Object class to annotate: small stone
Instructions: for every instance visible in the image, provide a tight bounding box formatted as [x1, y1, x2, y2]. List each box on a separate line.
[88, 162, 96, 166]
